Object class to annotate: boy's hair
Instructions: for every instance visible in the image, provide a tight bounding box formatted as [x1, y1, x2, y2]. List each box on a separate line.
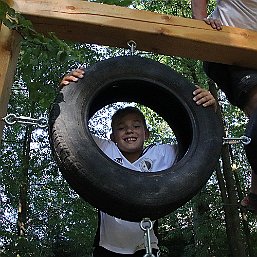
[111, 107, 147, 130]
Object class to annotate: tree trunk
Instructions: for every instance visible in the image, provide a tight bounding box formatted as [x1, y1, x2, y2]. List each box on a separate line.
[209, 81, 247, 257]
[17, 125, 32, 237]
[17, 99, 36, 237]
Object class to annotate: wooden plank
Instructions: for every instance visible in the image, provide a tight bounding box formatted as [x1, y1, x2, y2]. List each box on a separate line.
[13, 0, 257, 69]
[0, 23, 21, 143]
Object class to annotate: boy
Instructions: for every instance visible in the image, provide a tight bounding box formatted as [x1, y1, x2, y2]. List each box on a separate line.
[60, 68, 216, 256]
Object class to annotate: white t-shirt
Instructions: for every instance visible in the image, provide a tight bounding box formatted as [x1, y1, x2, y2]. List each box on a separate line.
[93, 135, 177, 254]
[210, 0, 257, 31]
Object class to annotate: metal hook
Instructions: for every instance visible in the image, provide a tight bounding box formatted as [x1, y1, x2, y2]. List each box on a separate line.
[223, 135, 251, 145]
[140, 218, 156, 257]
[2, 113, 48, 128]
[127, 40, 137, 55]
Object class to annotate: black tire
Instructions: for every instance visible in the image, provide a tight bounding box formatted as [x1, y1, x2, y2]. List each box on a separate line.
[49, 56, 223, 221]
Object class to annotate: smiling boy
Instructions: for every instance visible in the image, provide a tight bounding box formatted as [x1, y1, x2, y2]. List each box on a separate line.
[111, 110, 148, 163]
[60, 68, 216, 257]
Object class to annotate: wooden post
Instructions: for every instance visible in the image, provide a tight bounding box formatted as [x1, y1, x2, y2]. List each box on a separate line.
[0, 23, 21, 144]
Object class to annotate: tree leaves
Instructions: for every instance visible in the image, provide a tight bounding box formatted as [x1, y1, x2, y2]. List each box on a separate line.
[90, 0, 134, 7]
[1, 0, 257, 256]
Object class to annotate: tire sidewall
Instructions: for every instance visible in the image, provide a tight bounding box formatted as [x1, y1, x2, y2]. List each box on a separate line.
[49, 56, 223, 221]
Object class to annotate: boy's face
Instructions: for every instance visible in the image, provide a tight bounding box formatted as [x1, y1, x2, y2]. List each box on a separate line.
[111, 113, 149, 158]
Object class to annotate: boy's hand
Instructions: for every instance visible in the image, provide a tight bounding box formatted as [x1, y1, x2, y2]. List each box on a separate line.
[193, 85, 217, 110]
[59, 67, 85, 88]
[203, 17, 222, 30]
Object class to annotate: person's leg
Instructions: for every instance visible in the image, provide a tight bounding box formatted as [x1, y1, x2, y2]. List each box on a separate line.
[203, 62, 257, 212]
[204, 62, 257, 110]
[203, 62, 238, 106]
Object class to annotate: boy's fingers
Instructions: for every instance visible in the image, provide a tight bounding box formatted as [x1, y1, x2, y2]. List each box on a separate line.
[59, 75, 79, 88]
[203, 17, 211, 25]
[193, 85, 203, 95]
[203, 99, 215, 107]
[69, 75, 79, 81]
[72, 70, 85, 78]
[203, 18, 222, 30]
[59, 68, 85, 88]
[195, 95, 209, 104]
[193, 88, 202, 95]
[193, 88, 210, 99]
[62, 80, 70, 85]
[192, 86, 217, 109]
[197, 99, 214, 107]
[62, 75, 79, 83]
[194, 92, 215, 104]
[59, 79, 72, 88]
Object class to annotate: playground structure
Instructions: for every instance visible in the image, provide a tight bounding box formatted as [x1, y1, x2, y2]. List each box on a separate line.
[1, 0, 257, 142]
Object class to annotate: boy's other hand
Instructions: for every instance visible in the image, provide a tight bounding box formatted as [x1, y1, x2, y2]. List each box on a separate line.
[59, 67, 85, 88]
[193, 85, 217, 110]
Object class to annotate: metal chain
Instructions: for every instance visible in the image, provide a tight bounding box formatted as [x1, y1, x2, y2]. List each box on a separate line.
[140, 218, 156, 257]
[223, 135, 251, 145]
[2, 113, 48, 128]
[127, 40, 137, 55]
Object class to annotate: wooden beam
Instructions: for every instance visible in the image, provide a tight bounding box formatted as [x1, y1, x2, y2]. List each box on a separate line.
[0, 23, 21, 143]
[13, 0, 257, 69]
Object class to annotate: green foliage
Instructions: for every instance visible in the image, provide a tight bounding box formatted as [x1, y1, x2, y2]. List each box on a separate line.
[90, 0, 134, 6]
[1, 0, 257, 256]
[0, 0, 36, 37]
[137, 105, 176, 145]
[132, 0, 192, 17]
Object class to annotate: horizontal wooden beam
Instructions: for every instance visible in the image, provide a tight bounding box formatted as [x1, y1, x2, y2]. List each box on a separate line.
[12, 0, 257, 69]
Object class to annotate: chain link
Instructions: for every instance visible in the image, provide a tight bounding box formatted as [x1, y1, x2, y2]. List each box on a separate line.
[140, 218, 156, 257]
[2, 113, 48, 128]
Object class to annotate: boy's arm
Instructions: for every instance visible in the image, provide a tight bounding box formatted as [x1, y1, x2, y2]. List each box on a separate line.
[191, 0, 208, 20]
[59, 67, 216, 109]
[92, 134, 114, 154]
[191, 0, 222, 30]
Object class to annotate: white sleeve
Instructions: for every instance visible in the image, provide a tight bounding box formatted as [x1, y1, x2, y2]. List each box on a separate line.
[162, 143, 178, 166]
[91, 134, 113, 153]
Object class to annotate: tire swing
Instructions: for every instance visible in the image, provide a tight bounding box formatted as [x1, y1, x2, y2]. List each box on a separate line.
[49, 56, 223, 221]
